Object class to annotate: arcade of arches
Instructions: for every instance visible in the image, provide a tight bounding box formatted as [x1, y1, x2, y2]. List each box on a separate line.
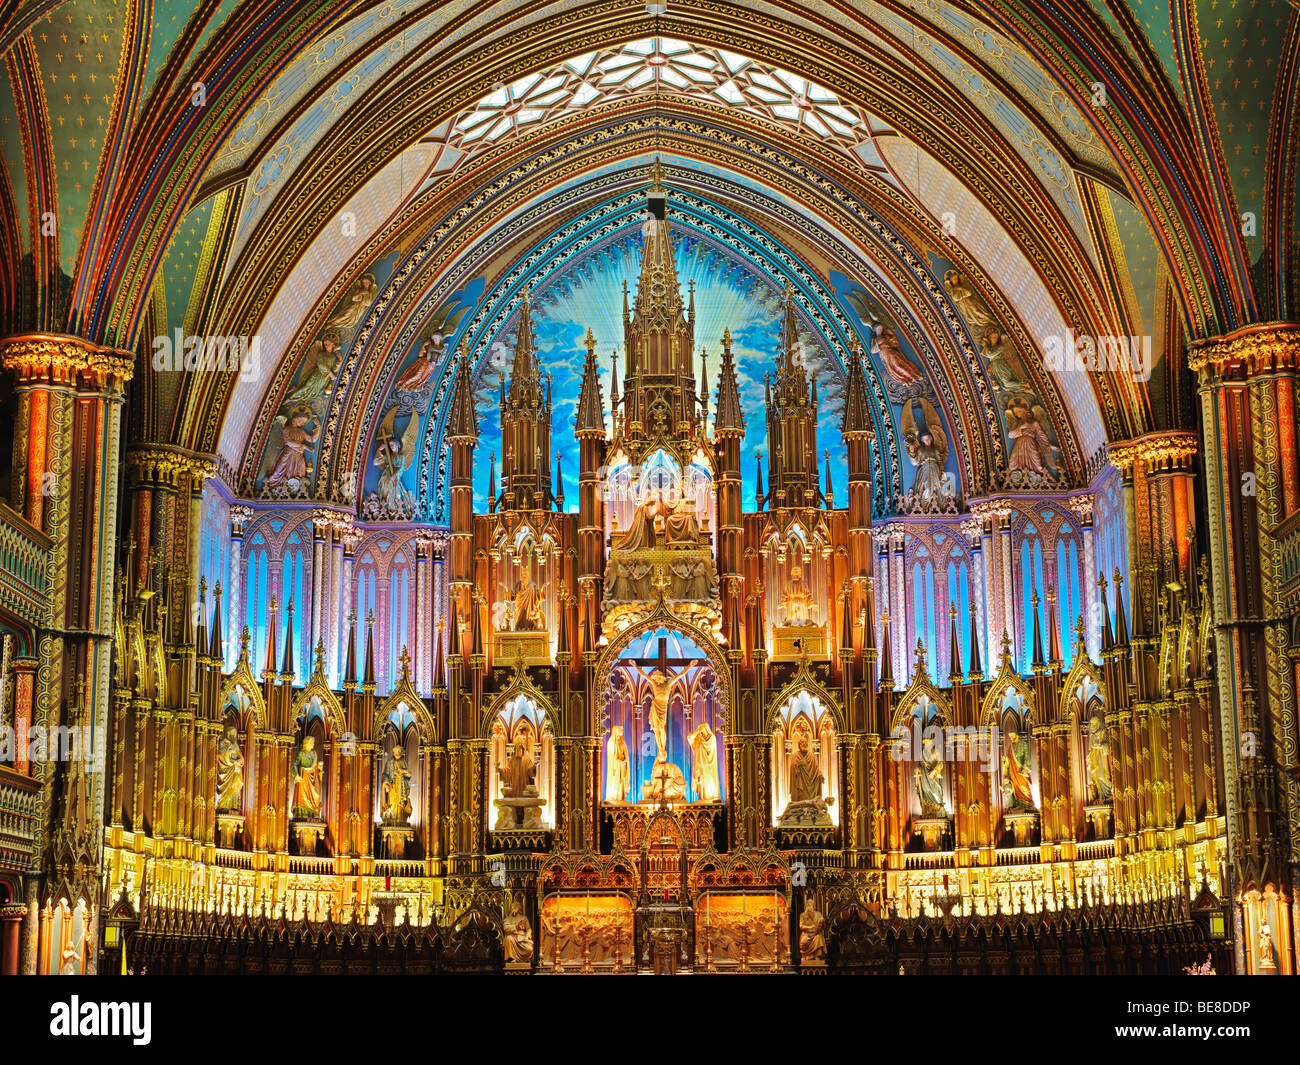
[0, 0, 1296, 976]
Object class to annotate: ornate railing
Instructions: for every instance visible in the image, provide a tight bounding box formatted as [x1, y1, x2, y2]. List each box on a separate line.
[0, 764, 40, 873]
[0, 503, 51, 628]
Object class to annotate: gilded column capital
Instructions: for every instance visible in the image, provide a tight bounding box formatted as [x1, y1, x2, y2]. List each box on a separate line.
[311, 507, 353, 537]
[230, 504, 254, 536]
[968, 499, 1013, 524]
[0, 333, 134, 388]
[1187, 321, 1300, 380]
[958, 519, 983, 545]
[126, 446, 218, 489]
[1066, 492, 1095, 526]
[1107, 431, 1198, 476]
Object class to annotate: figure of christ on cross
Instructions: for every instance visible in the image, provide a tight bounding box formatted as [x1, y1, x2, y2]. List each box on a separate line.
[619, 637, 702, 803]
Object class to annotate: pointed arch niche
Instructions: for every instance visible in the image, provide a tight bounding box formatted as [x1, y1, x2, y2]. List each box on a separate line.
[486, 693, 555, 831]
[769, 689, 839, 828]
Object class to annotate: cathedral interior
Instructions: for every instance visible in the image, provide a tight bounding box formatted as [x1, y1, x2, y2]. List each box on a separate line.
[0, 0, 1295, 978]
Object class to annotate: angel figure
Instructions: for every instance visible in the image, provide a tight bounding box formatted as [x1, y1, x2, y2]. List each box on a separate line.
[871, 321, 924, 384]
[369, 407, 419, 517]
[325, 273, 378, 335]
[980, 327, 1024, 393]
[943, 270, 994, 333]
[285, 330, 343, 409]
[263, 405, 321, 493]
[901, 398, 951, 508]
[1005, 394, 1055, 479]
[394, 332, 446, 394]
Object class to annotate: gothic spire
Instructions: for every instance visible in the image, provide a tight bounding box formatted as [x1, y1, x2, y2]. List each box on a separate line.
[575, 328, 606, 436]
[841, 341, 871, 437]
[713, 328, 744, 434]
[967, 600, 982, 680]
[363, 610, 376, 688]
[447, 342, 478, 443]
[281, 598, 296, 680]
[343, 611, 357, 688]
[948, 602, 963, 681]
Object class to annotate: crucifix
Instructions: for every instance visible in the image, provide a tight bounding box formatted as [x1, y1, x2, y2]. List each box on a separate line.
[620, 637, 704, 801]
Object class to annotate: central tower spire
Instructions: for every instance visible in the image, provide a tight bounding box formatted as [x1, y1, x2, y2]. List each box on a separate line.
[621, 157, 698, 441]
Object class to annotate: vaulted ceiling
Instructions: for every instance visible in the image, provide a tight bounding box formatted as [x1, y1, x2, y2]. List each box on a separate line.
[0, 0, 1293, 514]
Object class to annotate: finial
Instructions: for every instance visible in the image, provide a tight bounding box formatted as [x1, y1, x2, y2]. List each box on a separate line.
[313, 639, 326, 677]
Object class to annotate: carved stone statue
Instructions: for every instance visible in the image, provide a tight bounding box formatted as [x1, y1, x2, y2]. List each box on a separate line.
[668, 557, 712, 602]
[799, 904, 827, 961]
[780, 562, 815, 626]
[661, 490, 700, 546]
[605, 556, 652, 602]
[913, 734, 944, 817]
[504, 895, 534, 964]
[494, 732, 544, 830]
[291, 735, 323, 820]
[215, 725, 245, 811]
[511, 570, 545, 631]
[611, 493, 659, 552]
[605, 725, 631, 803]
[687, 721, 721, 803]
[380, 744, 413, 824]
[624, 662, 693, 802]
[1001, 730, 1036, 811]
[778, 733, 833, 827]
[1086, 715, 1112, 803]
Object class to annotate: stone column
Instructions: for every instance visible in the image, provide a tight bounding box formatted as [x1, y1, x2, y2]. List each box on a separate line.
[0, 333, 134, 976]
[1068, 493, 1099, 661]
[1190, 323, 1300, 963]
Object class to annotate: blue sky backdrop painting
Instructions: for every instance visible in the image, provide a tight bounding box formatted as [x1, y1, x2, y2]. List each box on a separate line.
[470, 228, 850, 513]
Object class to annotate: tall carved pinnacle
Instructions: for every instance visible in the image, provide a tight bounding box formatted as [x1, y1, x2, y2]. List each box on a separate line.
[713, 328, 744, 433]
[507, 289, 541, 413]
[575, 328, 606, 436]
[841, 340, 871, 437]
[343, 611, 357, 687]
[633, 166, 684, 331]
[447, 342, 478, 444]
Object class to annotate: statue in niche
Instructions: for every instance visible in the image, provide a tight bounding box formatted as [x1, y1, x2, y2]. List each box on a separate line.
[263, 406, 321, 494]
[1086, 715, 1112, 803]
[661, 488, 700, 547]
[380, 743, 413, 824]
[504, 894, 534, 964]
[624, 661, 695, 802]
[215, 725, 245, 811]
[498, 735, 536, 799]
[980, 327, 1025, 393]
[778, 731, 833, 827]
[668, 557, 712, 602]
[943, 270, 994, 333]
[611, 492, 660, 552]
[494, 729, 544, 830]
[780, 562, 816, 627]
[799, 903, 827, 961]
[1001, 730, 1036, 811]
[605, 725, 631, 803]
[291, 735, 323, 820]
[511, 568, 545, 631]
[686, 721, 721, 803]
[913, 734, 945, 817]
